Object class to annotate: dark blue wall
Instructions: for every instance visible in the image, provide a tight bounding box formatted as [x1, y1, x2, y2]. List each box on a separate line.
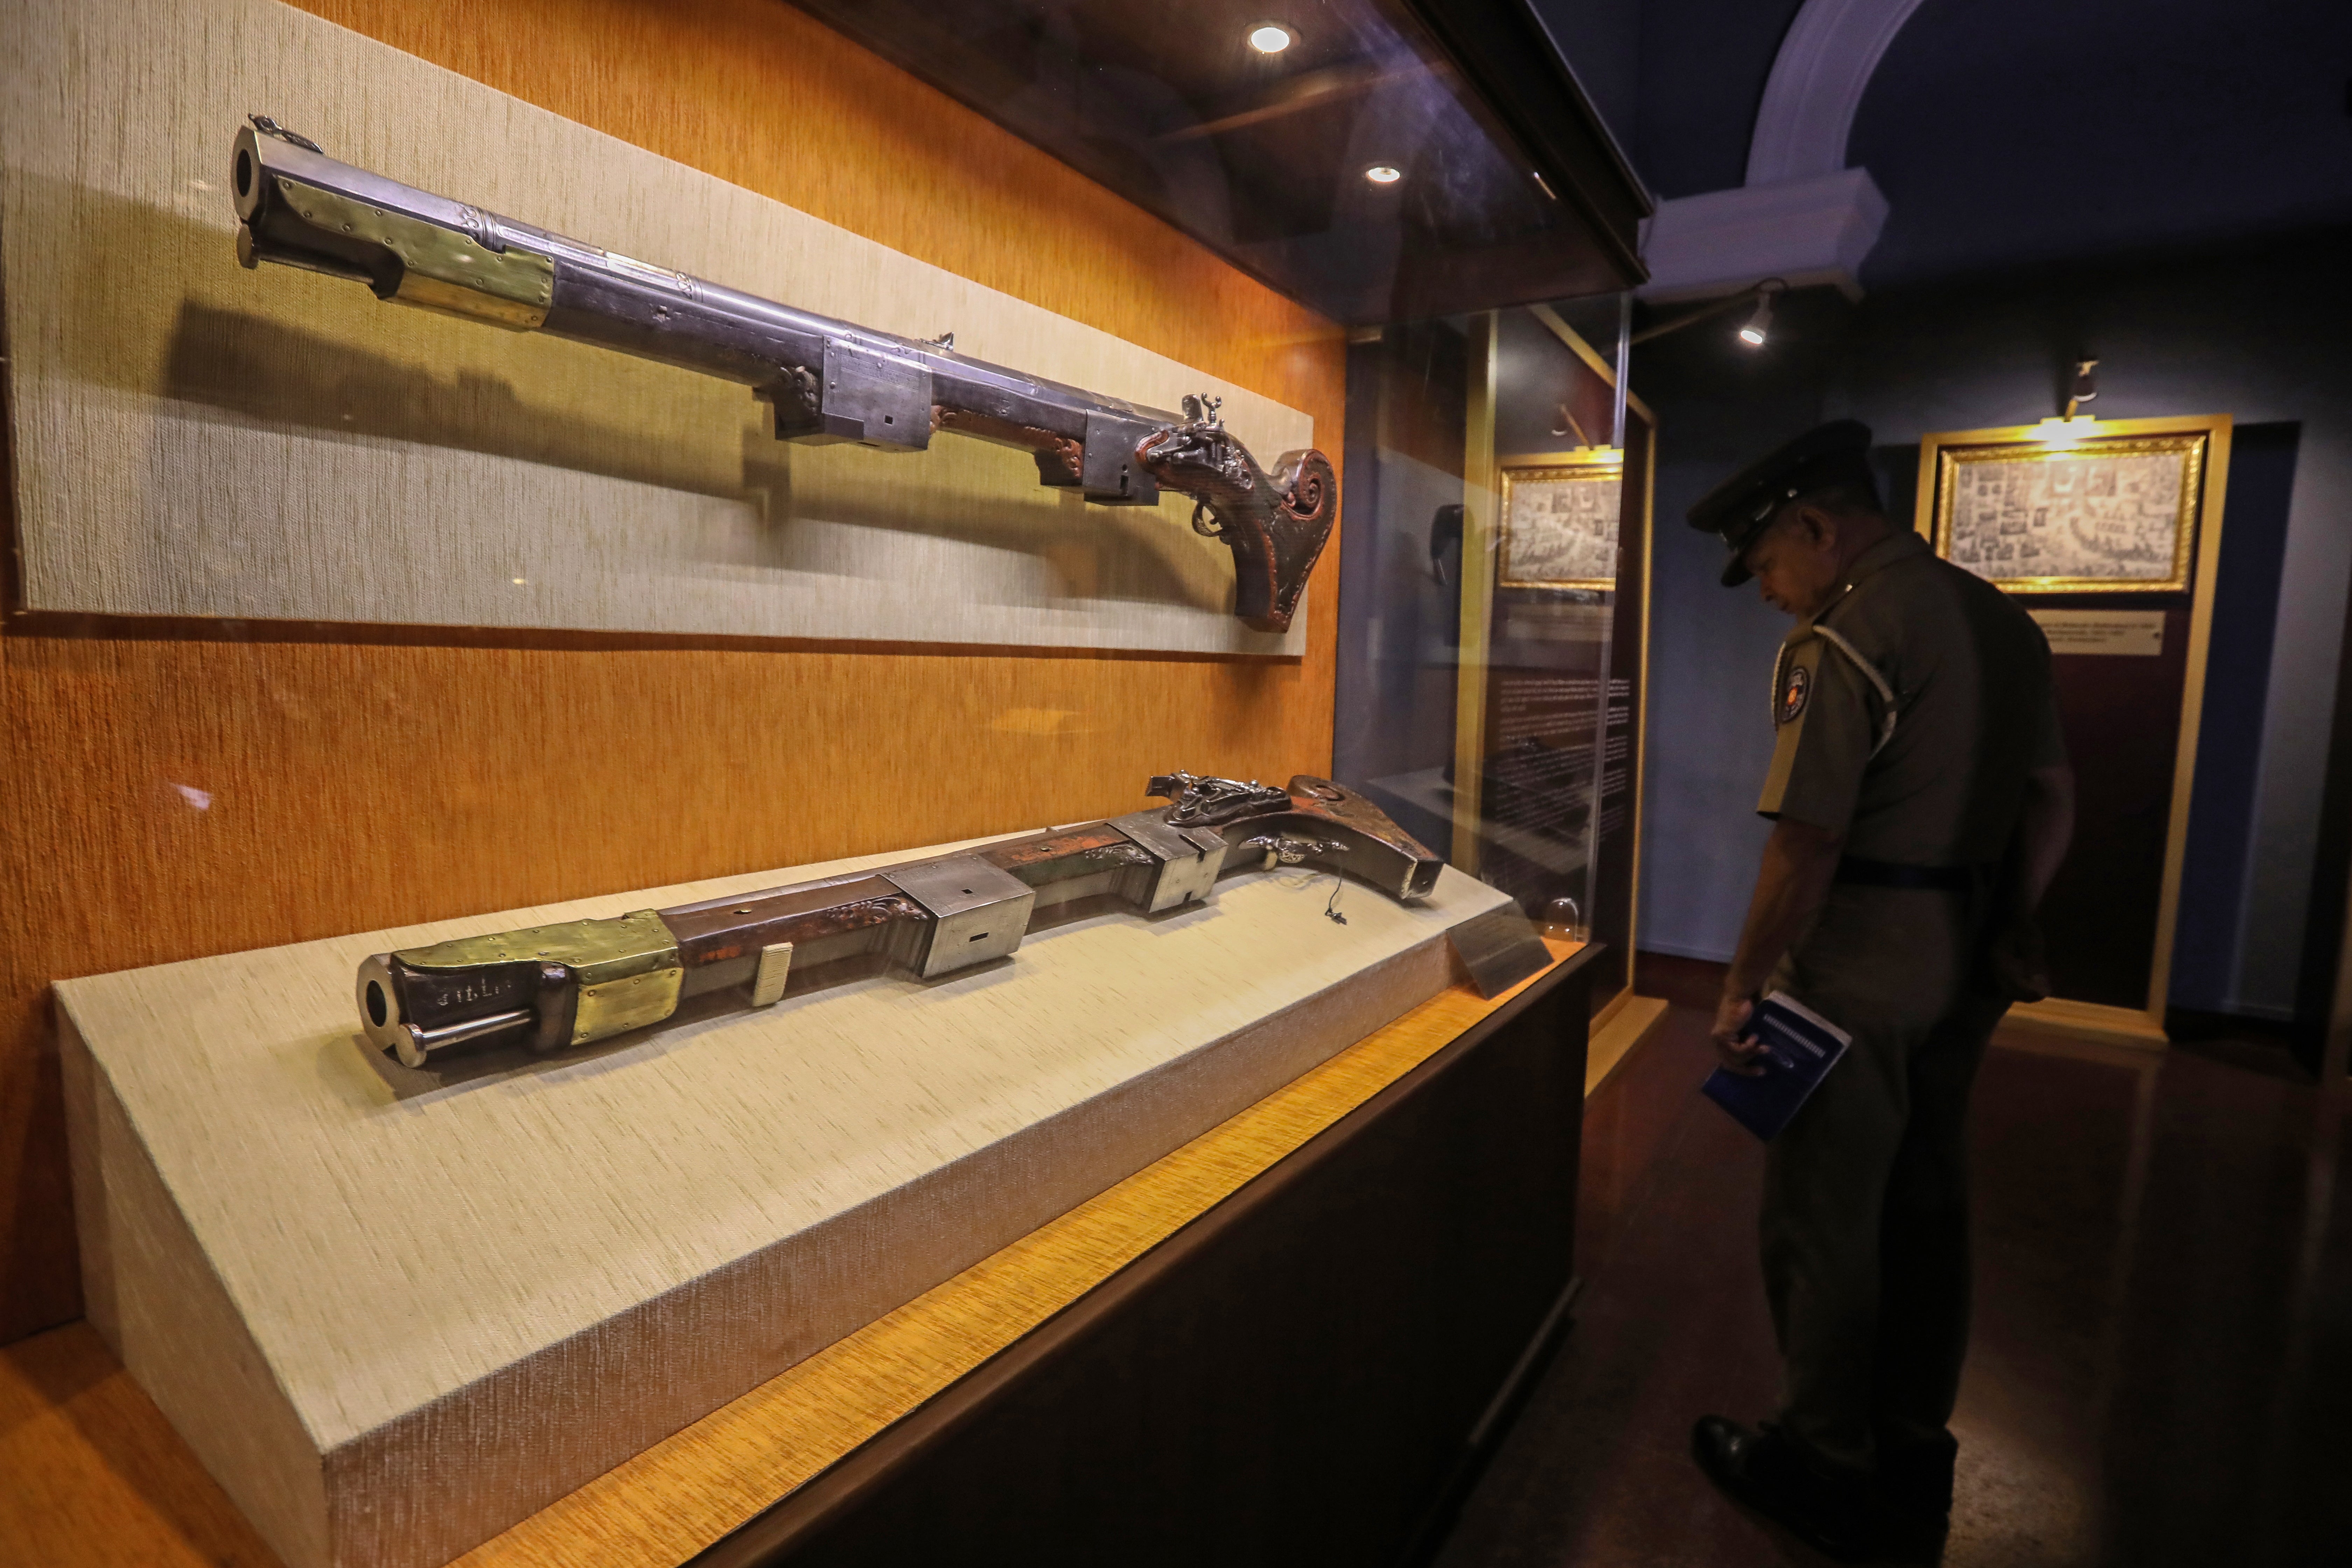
[1853, 0, 2352, 287]
[1633, 229, 2352, 1019]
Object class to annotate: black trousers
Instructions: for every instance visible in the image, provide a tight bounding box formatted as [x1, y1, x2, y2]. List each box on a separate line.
[1763, 883, 2005, 1474]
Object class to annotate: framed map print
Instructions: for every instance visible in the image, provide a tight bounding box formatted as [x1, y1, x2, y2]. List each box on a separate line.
[1924, 423, 2212, 593]
[1497, 450, 1623, 590]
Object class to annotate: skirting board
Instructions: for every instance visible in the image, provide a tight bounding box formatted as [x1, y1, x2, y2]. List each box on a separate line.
[1584, 994, 1670, 1097]
[57, 839, 1512, 1568]
[2000, 996, 2170, 1050]
[2, 0, 1311, 654]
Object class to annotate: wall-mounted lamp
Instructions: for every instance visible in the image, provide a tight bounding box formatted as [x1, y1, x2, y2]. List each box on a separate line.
[1246, 22, 1295, 54]
[1628, 278, 1789, 351]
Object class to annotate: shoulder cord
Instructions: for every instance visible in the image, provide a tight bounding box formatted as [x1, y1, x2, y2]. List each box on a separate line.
[1811, 622, 1901, 757]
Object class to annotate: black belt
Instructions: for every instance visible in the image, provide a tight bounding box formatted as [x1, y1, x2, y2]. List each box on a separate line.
[1834, 855, 1975, 892]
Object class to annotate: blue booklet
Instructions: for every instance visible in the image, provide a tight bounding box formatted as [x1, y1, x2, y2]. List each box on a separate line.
[1701, 992, 1853, 1141]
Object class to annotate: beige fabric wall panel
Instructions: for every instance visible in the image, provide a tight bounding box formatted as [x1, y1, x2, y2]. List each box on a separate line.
[1, 0, 1312, 653]
[59, 842, 1506, 1568]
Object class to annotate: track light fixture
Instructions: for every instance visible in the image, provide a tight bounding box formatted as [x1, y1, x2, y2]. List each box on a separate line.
[1628, 278, 1790, 351]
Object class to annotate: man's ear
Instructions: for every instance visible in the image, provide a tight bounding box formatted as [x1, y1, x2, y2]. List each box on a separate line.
[1794, 503, 1839, 551]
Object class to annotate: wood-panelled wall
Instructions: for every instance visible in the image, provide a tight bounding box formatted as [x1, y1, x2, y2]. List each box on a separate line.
[0, 0, 1345, 1344]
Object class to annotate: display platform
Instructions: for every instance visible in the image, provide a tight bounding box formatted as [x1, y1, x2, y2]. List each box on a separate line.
[16, 939, 1594, 1568]
[57, 833, 1516, 1568]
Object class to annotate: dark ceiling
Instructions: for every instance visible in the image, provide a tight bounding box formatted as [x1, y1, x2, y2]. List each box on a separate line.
[788, 0, 1651, 323]
[1534, 0, 2352, 289]
[1853, 0, 2352, 285]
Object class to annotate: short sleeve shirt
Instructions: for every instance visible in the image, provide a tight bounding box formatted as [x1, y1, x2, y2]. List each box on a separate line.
[1756, 531, 2066, 864]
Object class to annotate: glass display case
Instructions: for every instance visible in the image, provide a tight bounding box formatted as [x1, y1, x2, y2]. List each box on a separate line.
[1334, 301, 1654, 1016]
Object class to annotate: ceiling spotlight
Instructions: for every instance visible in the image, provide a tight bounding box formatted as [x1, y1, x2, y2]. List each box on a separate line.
[1247, 22, 1294, 54]
[1364, 164, 1403, 185]
[1737, 289, 1774, 347]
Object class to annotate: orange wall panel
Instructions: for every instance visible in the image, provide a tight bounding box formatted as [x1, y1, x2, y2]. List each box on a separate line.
[0, 0, 1344, 1342]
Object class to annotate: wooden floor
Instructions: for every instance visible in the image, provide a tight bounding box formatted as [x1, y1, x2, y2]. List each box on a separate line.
[1436, 953, 2352, 1568]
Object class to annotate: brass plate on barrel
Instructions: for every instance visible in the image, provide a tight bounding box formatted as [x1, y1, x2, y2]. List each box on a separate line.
[279, 178, 554, 329]
[394, 909, 684, 1045]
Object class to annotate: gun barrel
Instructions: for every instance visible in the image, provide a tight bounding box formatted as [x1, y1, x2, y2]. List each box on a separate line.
[233, 123, 1166, 444]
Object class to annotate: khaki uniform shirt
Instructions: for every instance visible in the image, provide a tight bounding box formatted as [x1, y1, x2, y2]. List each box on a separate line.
[1758, 531, 2065, 865]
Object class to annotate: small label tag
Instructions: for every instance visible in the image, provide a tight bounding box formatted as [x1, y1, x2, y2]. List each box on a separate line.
[750, 942, 794, 1007]
[2030, 609, 2165, 657]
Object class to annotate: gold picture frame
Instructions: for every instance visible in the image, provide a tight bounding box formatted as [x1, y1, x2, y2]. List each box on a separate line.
[1496, 448, 1624, 590]
[1923, 420, 2212, 593]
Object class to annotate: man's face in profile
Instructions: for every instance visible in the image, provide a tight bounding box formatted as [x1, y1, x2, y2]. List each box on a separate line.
[1743, 505, 1845, 619]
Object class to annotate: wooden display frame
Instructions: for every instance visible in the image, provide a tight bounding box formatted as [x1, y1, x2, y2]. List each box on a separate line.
[1915, 414, 2234, 1046]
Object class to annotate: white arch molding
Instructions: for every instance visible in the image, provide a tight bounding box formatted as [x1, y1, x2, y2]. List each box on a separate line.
[1746, 0, 1933, 185]
[1638, 0, 1925, 299]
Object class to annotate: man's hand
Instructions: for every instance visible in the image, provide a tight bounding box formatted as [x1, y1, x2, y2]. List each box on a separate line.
[1711, 993, 1770, 1076]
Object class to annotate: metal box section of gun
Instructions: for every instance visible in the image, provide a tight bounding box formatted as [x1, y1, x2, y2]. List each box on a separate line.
[357, 773, 1553, 1070]
[228, 116, 1335, 633]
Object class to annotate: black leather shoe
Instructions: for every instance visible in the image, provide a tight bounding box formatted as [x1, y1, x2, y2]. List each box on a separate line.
[1691, 1416, 1891, 1563]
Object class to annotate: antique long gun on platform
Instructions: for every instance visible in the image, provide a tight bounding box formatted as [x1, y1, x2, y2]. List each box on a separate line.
[229, 116, 1336, 632]
[357, 773, 1454, 1069]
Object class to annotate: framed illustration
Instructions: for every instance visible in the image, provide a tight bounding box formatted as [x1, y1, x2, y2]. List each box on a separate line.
[1922, 420, 2215, 593]
[1496, 449, 1623, 590]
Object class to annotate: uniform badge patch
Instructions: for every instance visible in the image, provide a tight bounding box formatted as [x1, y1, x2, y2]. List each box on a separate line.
[1779, 663, 1811, 725]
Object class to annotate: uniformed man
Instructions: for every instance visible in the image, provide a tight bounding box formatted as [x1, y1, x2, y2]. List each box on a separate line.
[1683, 421, 2076, 1560]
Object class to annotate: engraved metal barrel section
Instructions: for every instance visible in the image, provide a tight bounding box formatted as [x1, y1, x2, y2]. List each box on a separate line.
[232, 123, 553, 330]
[356, 909, 683, 1066]
[1109, 811, 1231, 911]
[878, 857, 1036, 979]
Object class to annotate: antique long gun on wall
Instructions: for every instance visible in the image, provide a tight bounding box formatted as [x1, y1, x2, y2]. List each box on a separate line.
[229, 117, 1336, 632]
[357, 773, 1452, 1069]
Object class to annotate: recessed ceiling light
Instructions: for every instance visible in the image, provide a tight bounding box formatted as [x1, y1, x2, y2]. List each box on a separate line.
[1364, 164, 1402, 185]
[1247, 22, 1294, 54]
